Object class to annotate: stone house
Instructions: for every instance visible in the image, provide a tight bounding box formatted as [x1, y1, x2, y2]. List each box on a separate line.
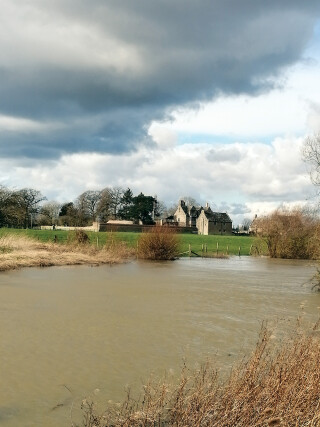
[174, 200, 232, 235]
[174, 200, 199, 227]
[196, 206, 232, 235]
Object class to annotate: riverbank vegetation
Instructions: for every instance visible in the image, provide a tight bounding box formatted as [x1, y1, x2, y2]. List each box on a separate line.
[0, 185, 164, 228]
[137, 226, 180, 260]
[0, 228, 264, 257]
[80, 319, 320, 426]
[254, 207, 320, 259]
[0, 232, 133, 272]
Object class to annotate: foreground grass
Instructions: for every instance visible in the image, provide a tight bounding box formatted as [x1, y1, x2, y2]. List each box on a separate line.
[80, 319, 320, 426]
[0, 228, 266, 256]
[0, 233, 133, 272]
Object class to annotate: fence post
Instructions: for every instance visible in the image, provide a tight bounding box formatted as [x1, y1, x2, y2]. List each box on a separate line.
[226, 245, 229, 255]
[216, 241, 219, 255]
[238, 246, 241, 257]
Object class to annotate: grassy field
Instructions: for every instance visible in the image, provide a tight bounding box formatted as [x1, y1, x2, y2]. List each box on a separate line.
[0, 228, 267, 256]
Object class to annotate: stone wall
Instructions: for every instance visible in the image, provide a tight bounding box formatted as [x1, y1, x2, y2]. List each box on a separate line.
[208, 221, 233, 235]
[41, 222, 99, 232]
[100, 223, 197, 233]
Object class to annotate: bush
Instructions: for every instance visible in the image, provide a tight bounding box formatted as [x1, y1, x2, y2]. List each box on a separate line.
[137, 226, 180, 260]
[254, 207, 320, 259]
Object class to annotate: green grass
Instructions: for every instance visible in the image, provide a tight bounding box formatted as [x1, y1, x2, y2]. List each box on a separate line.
[179, 233, 265, 256]
[0, 228, 266, 256]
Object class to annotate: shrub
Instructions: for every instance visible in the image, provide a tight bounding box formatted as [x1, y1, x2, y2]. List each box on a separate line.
[254, 207, 319, 259]
[137, 226, 180, 260]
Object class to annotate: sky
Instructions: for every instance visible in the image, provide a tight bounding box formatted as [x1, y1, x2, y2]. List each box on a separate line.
[1, 1, 320, 224]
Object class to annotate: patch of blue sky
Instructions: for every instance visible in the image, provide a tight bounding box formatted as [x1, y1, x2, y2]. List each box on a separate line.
[177, 132, 279, 145]
[304, 19, 320, 57]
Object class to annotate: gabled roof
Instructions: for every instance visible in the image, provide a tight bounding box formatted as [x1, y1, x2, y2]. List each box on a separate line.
[178, 200, 201, 217]
[178, 200, 232, 223]
[201, 209, 232, 223]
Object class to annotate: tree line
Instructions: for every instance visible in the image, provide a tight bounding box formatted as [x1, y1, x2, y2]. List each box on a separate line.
[0, 186, 166, 228]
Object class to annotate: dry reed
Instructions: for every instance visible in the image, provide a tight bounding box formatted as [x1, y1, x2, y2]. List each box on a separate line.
[137, 226, 180, 260]
[0, 233, 133, 272]
[80, 320, 320, 426]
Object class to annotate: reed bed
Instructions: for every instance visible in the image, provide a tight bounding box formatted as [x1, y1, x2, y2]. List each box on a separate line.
[80, 320, 320, 426]
[0, 233, 133, 271]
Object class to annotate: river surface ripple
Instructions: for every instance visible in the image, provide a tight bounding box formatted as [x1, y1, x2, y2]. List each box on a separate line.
[0, 257, 318, 426]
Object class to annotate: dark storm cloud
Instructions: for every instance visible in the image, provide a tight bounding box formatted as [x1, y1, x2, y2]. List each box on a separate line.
[0, 0, 319, 158]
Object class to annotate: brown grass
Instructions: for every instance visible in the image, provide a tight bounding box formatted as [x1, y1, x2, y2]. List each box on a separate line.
[80, 319, 320, 426]
[0, 233, 133, 272]
[137, 226, 180, 260]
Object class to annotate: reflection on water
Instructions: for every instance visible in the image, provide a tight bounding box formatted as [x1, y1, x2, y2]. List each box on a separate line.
[0, 257, 318, 426]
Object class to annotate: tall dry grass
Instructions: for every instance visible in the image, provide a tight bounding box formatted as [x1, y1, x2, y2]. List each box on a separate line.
[0, 233, 133, 271]
[80, 319, 320, 427]
[137, 226, 180, 260]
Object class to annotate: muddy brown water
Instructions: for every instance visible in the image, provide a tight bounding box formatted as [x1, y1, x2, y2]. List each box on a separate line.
[0, 257, 319, 426]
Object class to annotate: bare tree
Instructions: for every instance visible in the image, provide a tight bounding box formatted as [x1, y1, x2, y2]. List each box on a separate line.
[96, 188, 113, 222]
[181, 196, 199, 207]
[302, 133, 320, 186]
[14, 188, 46, 228]
[109, 187, 124, 219]
[155, 200, 167, 218]
[39, 201, 61, 225]
[242, 217, 252, 231]
[76, 190, 102, 222]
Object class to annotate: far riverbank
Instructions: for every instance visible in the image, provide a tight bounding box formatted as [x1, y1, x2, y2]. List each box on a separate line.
[0, 228, 266, 259]
[0, 233, 133, 272]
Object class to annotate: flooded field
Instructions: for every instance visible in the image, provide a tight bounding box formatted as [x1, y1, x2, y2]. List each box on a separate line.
[0, 257, 318, 426]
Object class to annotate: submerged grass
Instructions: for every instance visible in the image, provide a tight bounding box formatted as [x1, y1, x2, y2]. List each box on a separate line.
[80, 319, 320, 427]
[0, 233, 133, 272]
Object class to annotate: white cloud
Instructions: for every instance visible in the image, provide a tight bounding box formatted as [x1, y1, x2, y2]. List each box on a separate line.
[0, 0, 143, 73]
[0, 136, 314, 226]
[0, 8, 319, 224]
[151, 56, 320, 140]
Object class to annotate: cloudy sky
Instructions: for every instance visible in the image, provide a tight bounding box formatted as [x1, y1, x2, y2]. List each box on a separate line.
[1, 1, 320, 223]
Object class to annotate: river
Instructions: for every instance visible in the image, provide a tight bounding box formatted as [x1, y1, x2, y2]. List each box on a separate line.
[0, 257, 318, 426]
